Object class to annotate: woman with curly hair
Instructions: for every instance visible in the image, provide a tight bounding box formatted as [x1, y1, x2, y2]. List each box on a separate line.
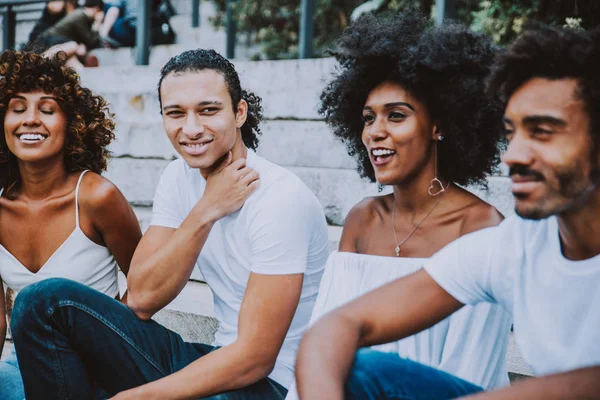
[287, 12, 512, 399]
[0, 50, 141, 399]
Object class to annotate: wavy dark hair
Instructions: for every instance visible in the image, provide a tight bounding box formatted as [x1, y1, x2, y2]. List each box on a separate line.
[0, 50, 115, 199]
[158, 49, 263, 150]
[320, 12, 505, 186]
[487, 24, 600, 150]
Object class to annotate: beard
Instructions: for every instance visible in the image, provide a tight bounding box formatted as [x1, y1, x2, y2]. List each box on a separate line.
[513, 158, 600, 220]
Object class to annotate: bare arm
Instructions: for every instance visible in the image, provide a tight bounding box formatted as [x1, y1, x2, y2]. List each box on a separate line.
[127, 155, 259, 320]
[99, 6, 120, 37]
[296, 269, 463, 399]
[462, 367, 600, 400]
[112, 272, 304, 399]
[83, 176, 143, 277]
[0, 280, 6, 356]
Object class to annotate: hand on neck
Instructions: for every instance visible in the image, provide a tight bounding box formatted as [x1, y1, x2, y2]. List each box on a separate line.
[199, 133, 248, 180]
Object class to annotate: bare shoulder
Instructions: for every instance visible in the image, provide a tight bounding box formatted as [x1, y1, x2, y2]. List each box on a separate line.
[456, 189, 503, 236]
[344, 195, 388, 226]
[339, 195, 389, 252]
[77, 172, 128, 214]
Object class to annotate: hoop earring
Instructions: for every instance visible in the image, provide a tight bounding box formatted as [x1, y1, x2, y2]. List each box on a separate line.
[428, 139, 446, 197]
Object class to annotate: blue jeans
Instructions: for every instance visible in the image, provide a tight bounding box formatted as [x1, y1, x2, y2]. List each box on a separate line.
[0, 350, 25, 400]
[10, 278, 287, 399]
[344, 349, 484, 400]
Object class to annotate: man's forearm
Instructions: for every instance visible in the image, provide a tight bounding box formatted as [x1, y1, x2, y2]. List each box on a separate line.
[296, 312, 363, 400]
[99, 7, 119, 36]
[115, 342, 274, 399]
[462, 367, 600, 400]
[127, 206, 216, 318]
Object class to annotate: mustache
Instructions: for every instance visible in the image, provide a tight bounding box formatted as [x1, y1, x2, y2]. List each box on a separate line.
[509, 165, 545, 181]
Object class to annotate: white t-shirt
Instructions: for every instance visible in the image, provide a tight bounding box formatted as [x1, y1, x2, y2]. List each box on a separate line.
[425, 215, 600, 377]
[150, 151, 330, 388]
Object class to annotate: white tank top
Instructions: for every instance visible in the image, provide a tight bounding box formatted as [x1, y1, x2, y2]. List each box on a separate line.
[0, 170, 119, 297]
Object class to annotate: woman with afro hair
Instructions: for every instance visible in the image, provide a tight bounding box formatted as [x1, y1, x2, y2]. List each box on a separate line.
[0, 51, 141, 399]
[287, 12, 512, 399]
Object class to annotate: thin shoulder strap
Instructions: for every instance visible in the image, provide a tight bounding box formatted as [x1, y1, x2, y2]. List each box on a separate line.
[0, 187, 4, 198]
[75, 170, 89, 228]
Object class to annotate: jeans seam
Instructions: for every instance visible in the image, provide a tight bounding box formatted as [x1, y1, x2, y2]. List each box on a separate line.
[47, 300, 169, 377]
[45, 319, 68, 399]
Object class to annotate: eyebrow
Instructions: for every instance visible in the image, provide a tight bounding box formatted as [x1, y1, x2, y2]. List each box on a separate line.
[363, 102, 415, 111]
[522, 115, 567, 127]
[11, 95, 58, 102]
[162, 101, 223, 111]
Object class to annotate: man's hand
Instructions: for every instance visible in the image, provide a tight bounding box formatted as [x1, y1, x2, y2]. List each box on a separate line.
[198, 152, 260, 222]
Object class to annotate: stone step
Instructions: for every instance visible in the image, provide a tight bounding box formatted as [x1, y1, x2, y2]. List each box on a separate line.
[78, 58, 337, 120]
[107, 120, 354, 169]
[109, 155, 514, 226]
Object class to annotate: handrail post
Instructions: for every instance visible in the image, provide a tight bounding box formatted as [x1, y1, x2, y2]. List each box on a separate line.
[192, 0, 200, 28]
[135, 0, 151, 65]
[434, 0, 456, 25]
[299, 0, 315, 58]
[2, 5, 16, 51]
[225, 0, 237, 59]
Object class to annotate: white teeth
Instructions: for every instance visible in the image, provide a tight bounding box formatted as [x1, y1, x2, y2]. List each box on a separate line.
[20, 134, 45, 141]
[185, 143, 207, 148]
[372, 149, 395, 156]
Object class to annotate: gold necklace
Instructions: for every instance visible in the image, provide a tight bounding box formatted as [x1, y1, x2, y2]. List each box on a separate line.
[391, 186, 448, 256]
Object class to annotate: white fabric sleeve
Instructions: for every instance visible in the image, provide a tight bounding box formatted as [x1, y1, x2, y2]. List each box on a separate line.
[150, 161, 186, 229]
[247, 182, 319, 275]
[424, 219, 516, 306]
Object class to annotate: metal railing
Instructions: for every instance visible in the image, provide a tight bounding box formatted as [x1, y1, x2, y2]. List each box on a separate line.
[2, 0, 455, 65]
[0, 0, 46, 51]
[0, 0, 201, 65]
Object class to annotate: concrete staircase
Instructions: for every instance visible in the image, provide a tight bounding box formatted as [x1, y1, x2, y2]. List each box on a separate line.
[1, 0, 533, 381]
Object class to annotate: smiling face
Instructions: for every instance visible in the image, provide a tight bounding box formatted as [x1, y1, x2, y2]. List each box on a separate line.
[361, 81, 438, 186]
[503, 77, 599, 219]
[160, 69, 247, 173]
[3, 91, 68, 165]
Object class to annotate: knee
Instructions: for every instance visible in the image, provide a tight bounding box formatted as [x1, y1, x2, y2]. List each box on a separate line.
[10, 278, 81, 334]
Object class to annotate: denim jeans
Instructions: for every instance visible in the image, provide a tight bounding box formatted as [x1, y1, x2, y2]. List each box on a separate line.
[344, 349, 484, 400]
[0, 350, 25, 400]
[10, 278, 287, 400]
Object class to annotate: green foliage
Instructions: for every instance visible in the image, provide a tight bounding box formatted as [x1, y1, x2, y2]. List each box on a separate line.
[211, 0, 363, 59]
[211, 0, 600, 59]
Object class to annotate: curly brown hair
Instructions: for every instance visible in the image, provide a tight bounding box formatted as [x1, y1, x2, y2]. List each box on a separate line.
[0, 50, 115, 199]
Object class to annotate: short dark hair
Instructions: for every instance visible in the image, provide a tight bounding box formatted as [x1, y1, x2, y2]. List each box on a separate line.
[487, 24, 600, 146]
[319, 12, 505, 186]
[84, 0, 104, 9]
[158, 49, 263, 150]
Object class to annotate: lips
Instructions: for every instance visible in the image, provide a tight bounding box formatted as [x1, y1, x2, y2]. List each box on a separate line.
[180, 139, 213, 156]
[370, 147, 396, 166]
[510, 174, 544, 195]
[16, 132, 48, 143]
